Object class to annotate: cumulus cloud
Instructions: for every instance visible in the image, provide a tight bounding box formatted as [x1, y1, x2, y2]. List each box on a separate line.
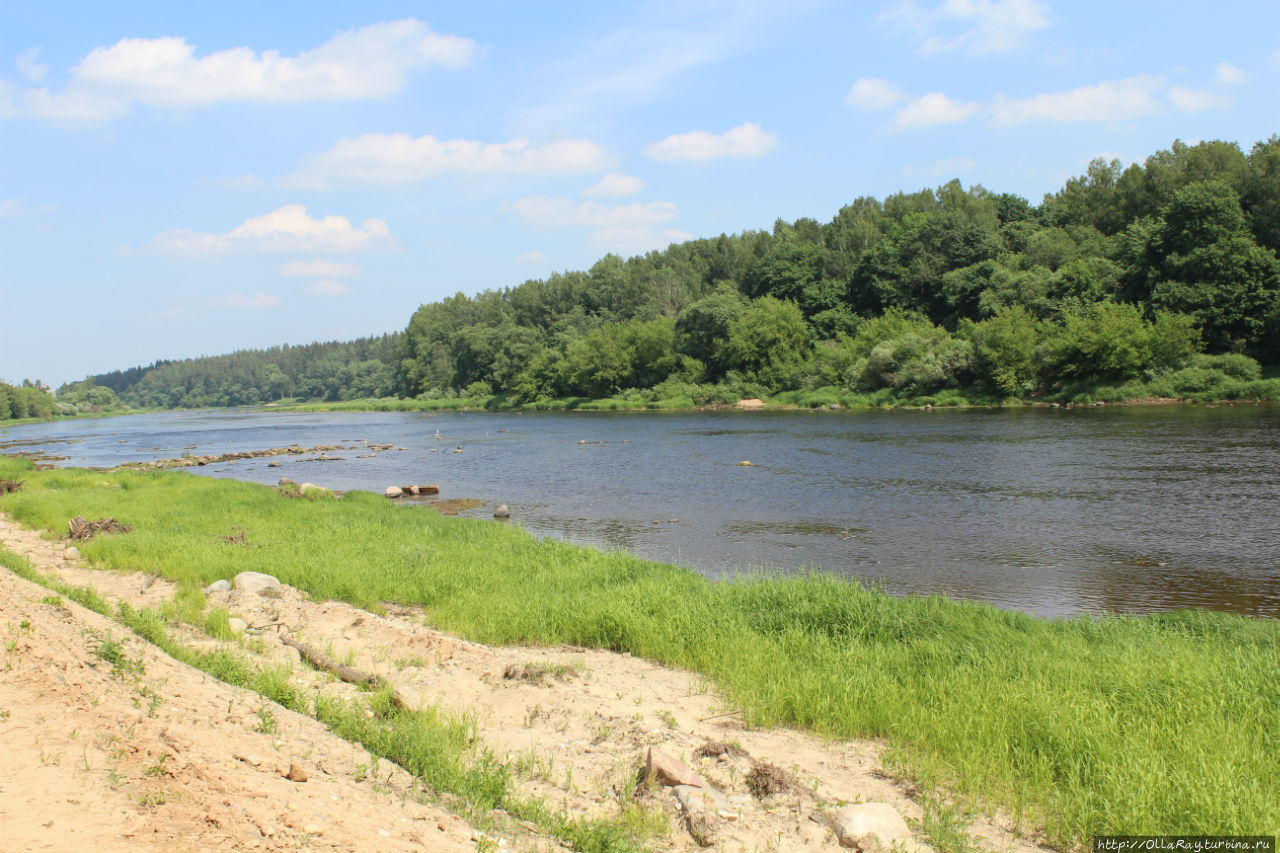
[15, 48, 48, 83]
[279, 260, 363, 278]
[879, 0, 1053, 56]
[589, 227, 694, 255]
[149, 205, 391, 255]
[844, 77, 905, 110]
[303, 280, 352, 296]
[893, 92, 980, 128]
[644, 122, 777, 162]
[1166, 85, 1231, 113]
[515, 251, 548, 264]
[504, 197, 677, 228]
[1215, 62, 1249, 85]
[990, 74, 1165, 123]
[5, 19, 474, 122]
[583, 171, 644, 197]
[282, 133, 612, 189]
[206, 292, 280, 309]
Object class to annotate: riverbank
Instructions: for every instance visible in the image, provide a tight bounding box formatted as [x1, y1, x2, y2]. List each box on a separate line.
[1, 455, 1277, 846]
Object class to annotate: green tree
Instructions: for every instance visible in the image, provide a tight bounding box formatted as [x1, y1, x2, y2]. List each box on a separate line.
[724, 297, 810, 392]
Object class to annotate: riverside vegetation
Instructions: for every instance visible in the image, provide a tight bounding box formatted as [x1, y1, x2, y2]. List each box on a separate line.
[70, 135, 1280, 413]
[1, 454, 1276, 846]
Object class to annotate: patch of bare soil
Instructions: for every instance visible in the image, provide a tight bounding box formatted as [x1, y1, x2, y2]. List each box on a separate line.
[0, 512, 1043, 852]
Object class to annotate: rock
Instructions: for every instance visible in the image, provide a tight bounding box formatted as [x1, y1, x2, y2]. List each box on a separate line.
[278, 478, 295, 486]
[403, 485, 419, 496]
[493, 504, 510, 519]
[63, 546, 80, 561]
[385, 486, 404, 499]
[737, 460, 753, 467]
[205, 579, 231, 593]
[298, 483, 316, 492]
[267, 461, 281, 468]
[418, 485, 440, 495]
[232, 571, 281, 595]
[645, 747, 708, 788]
[284, 760, 308, 783]
[227, 617, 249, 635]
[829, 803, 918, 852]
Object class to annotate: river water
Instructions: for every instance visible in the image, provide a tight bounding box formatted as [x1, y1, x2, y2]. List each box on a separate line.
[3, 406, 1278, 619]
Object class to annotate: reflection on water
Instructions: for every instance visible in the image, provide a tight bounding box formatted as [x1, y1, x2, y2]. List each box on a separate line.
[3, 405, 1279, 619]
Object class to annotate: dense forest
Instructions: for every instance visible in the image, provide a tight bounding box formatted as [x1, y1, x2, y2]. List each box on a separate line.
[88, 335, 400, 409]
[394, 136, 1280, 406]
[52, 135, 1280, 413]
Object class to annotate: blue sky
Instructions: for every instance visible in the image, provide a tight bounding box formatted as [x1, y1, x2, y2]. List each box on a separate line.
[2, 0, 1277, 386]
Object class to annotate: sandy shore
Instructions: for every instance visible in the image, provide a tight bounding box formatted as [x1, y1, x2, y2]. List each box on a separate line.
[0, 512, 1042, 852]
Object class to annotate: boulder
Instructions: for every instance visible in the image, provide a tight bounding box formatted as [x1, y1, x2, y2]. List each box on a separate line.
[385, 486, 404, 499]
[278, 477, 295, 487]
[267, 461, 281, 468]
[645, 747, 708, 788]
[493, 504, 510, 519]
[403, 485, 419, 496]
[205, 579, 232, 593]
[233, 571, 281, 595]
[227, 617, 249, 635]
[63, 546, 80, 561]
[418, 485, 440, 495]
[298, 483, 317, 492]
[828, 803, 918, 852]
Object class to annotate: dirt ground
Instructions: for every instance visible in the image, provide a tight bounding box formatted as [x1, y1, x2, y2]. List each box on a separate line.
[0, 512, 1045, 852]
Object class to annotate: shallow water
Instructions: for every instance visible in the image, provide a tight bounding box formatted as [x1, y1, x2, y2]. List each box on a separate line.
[4, 405, 1279, 618]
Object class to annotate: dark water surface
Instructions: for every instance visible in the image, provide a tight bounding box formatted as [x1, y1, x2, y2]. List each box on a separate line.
[4, 406, 1278, 618]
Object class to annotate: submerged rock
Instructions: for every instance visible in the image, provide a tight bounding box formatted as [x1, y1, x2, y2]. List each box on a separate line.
[493, 504, 510, 519]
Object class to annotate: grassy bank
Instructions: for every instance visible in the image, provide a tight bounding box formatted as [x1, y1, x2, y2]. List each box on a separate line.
[270, 374, 1280, 416]
[1, 455, 1277, 845]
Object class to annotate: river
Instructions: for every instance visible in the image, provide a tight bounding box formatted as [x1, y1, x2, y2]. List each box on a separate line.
[3, 405, 1278, 619]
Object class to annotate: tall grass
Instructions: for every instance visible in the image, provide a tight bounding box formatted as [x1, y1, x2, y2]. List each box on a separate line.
[2, 456, 1277, 845]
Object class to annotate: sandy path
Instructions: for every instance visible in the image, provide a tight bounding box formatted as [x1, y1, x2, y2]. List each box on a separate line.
[0, 513, 1045, 852]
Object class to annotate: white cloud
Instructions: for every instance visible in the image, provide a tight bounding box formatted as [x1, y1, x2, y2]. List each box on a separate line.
[206, 292, 280, 309]
[15, 48, 48, 83]
[1215, 62, 1249, 85]
[504, 197, 677, 228]
[903, 157, 978, 177]
[844, 77, 904, 110]
[893, 92, 980, 128]
[1166, 85, 1230, 112]
[303, 280, 352, 297]
[515, 251, 548, 264]
[0, 196, 57, 218]
[6, 19, 474, 122]
[583, 171, 644, 198]
[589, 227, 694, 255]
[1272, 49, 1280, 68]
[990, 74, 1165, 124]
[645, 122, 777, 162]
[283, 133, 612, 189]
[279, 260, 363, 278]
[879, 0, 1053, 56]
[149, 205, 391, 255]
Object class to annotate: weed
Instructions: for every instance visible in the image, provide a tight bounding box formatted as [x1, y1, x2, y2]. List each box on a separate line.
[40, 594, 63, 607]
[254, 704, 278, 735]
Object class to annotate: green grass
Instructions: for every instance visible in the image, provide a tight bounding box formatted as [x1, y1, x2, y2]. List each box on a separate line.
[1, 455, 1278, 845]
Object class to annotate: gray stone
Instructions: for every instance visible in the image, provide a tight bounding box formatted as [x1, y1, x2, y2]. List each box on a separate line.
[829, 803, 918, 852]
[278, 477, 295, 486]
[227, 617, 249, 635]
[63, 546, 80, 561]
[267, 461, 281, 468]
[493, 504, 510, 519]
[385, 486, 404, 499]
[232, 571, 281, 595]
[205, 579, 232, 593]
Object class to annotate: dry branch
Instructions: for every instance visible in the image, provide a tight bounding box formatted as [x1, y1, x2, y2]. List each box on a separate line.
[280, 635, 409, 712]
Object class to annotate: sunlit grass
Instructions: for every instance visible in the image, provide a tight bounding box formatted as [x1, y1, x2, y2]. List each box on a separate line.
[2, 455, 1277, 845]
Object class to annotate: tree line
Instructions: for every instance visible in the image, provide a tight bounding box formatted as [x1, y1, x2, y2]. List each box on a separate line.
[73, 135, 1280, 411]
